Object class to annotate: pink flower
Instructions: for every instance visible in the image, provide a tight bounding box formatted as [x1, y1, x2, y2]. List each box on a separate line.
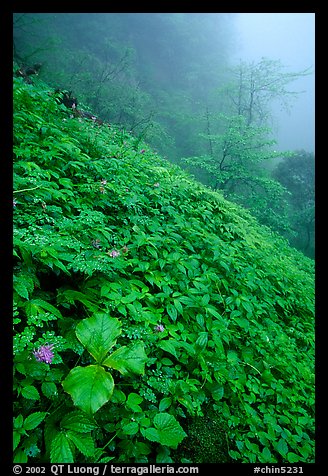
[108, 249, 120, 258]
[33, 344, 55, 364]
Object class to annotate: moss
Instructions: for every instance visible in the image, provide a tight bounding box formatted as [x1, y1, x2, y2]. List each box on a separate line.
[175, 404, 232, 463]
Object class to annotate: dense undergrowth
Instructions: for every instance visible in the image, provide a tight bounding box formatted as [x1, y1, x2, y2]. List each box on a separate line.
[13, 76, 315, 464]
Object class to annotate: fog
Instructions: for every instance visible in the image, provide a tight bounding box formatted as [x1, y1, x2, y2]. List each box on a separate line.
[13, 12, 315, 256]
[232, 13, 315, 153]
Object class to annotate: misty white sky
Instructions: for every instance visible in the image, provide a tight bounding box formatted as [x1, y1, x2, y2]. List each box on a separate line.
[232, 12, 315, 153]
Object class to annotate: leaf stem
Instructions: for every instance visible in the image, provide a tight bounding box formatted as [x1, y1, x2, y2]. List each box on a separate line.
[101, 432, 118, 451]
[241, 361, 261, 375]
[13, 185, 42, 194]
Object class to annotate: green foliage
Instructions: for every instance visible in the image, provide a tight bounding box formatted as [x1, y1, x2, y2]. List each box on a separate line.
[184, 113, 291, 236]
[13, 13, 234, 161]
[183, 58, 313, 248]
[13, 77, 314, 464]
[272, 150, 315, 257]
[62, 313, 147, 415]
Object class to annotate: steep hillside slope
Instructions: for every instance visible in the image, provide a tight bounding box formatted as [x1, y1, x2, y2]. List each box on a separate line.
[13, 77, 315, 464]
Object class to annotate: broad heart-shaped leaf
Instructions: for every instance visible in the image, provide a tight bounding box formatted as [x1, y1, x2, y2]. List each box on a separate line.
[143, 413, 186, 449]
[62, 365, 114, 414]
[102, 341, 148, 376]
[75, 313, 121, 363]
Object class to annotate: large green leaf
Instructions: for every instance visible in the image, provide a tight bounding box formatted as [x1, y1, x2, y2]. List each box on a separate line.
[50, 431, 74, 463]
[60, 411, 97, 433]
[66, 430, 95, 457]
[143, 413, 186, 449]
[102, 341, 147, 375]
[75, 313, 121, 363]
[62, 365, 114, 414]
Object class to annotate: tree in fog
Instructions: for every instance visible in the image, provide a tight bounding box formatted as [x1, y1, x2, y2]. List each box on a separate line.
[272, 150, 315, 257]
[185, 58, 312, 234]
[221, 58, 311, 127]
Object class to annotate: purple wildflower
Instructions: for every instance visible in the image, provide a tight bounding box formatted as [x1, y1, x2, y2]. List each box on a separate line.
[154, 324, 165, 333]
[33, 344, 55, 364]
[140, 149, 146, 154]
[108, 249, 120, 258]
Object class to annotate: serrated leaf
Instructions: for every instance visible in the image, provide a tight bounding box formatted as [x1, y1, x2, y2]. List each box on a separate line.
[24, 412, 47, 430]
[21, 385, 40, 400]
[50, 431, 74, 463]
[152, 413, 187, 448]
[60, 411, 97, 433]
[66, 430, 95, 457]
[122, 421, 139, 435]
[103, 341, 147, 375]
[62, 365, 114, 414]
[75, 313, 121, 362]
[14, 281, 29, 300]
[41, 381, 58, 398]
